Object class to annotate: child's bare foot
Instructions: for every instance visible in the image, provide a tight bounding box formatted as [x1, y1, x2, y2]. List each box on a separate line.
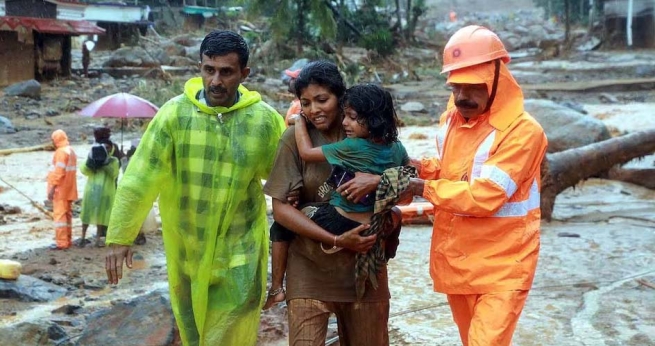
[262, 287, 285, 310]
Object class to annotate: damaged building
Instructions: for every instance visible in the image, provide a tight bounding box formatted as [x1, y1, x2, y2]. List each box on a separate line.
[605, 0, 655, 48]
[0, 0, 104, 87]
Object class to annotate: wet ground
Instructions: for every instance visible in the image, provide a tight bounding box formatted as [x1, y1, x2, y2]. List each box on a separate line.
[1, 105, 654, 344]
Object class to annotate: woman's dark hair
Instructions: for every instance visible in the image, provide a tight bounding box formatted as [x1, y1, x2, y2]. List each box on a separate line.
[343, 84, 399, 144]
[199, 30, 249, 68]
[294, 60, 346, 100]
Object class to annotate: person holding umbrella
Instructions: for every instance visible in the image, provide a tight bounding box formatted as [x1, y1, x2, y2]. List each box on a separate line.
[103, 30, 286, 345]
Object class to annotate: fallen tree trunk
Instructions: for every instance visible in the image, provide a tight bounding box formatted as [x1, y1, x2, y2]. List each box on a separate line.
[541, 129, 655, 221]
[607, 167, 655, 189]
[0, 143, 54, 156]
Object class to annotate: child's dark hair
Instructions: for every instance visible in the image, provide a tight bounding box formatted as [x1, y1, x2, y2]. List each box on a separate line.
[199, 30, 249, 68]
[343, 84, 399, 144]
[294, 60, 346, 100]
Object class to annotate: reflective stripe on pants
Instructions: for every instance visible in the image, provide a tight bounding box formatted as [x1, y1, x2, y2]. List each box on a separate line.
[53, 199, 72, 248]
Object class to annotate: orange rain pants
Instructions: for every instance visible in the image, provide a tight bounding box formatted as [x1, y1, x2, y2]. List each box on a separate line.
[447, 291, 528, 346]
[53, 199, 73, 248]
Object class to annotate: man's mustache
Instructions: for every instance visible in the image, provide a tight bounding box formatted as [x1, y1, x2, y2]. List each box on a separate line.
[455, 99, 479, 109]
[209, 86, 226, 94]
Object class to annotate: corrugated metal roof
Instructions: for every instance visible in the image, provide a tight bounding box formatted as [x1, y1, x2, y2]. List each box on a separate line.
[0, 15, 105, 35]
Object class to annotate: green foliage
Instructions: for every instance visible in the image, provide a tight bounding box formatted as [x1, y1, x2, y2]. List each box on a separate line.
[240, 0, 336, 49]
[532, 0, 604, 24]
[359, 28, 395, 57]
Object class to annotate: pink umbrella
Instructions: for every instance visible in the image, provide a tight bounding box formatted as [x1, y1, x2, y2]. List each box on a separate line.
[79, 92, 159, 150]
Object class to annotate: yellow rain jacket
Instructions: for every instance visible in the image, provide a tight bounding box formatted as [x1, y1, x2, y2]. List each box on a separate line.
[106, 78, 285, 345]
[420, 61, 548, 294]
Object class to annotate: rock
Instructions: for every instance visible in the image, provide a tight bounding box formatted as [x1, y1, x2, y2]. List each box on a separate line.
[0, 115, 17, 134]
[24, 111, 41, 120]
[0, 204, 21, 214]
[48, 323, 68, 341]
[576, 36, 602, 51]
[524, 99, 611, 153]
[0, 275, 67, 302]
[51, 304, 82, 315]
[558, 100, 587, 114]
[400, 101, 427, 113]
[161, 40, 186, 57]
[77, 290, 176, 346]
[635, 65, 655, 78]
[183, 45, 201, 60]
[103, 47, 160, 68]
[82, 279, 105, 291]
[0, 322, 65, 345]
[149, 47, 171, 66]
[172, 34, 203, 47]
[45, 110, 60, 117]
[4, 79, 41, 99]
[168, 55, 197, 67]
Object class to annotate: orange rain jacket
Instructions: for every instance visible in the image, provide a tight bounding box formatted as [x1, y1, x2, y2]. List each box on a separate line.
[47, 130, 78, 201]
[419, 61, 548, 294]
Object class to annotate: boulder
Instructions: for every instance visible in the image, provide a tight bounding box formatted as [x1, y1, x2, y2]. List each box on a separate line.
[160, 40, 186, 58]
[168, 55, 198, 67]
[0, 115, 16, 134]
[400, 101, 427, 113]
[524, 99, 611, 153]
[103, 47, 160, 68]
[0, 322, 67, 345]
[76, 290, 176, 346]
[0, 275, 67, 302]
[4, 79, 41, 99]
[183, 45, 201, 60]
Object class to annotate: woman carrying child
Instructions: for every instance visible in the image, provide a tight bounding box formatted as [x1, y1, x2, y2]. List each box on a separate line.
[263, 60, 407, 345]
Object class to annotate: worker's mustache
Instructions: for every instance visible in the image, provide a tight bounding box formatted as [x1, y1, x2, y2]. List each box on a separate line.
[209, 86, 227, 94]
[455, 99, 479, 109]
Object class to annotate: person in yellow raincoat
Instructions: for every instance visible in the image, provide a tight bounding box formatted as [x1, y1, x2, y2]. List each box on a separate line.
[47, 129, 78, 250]
[406, 26, 548, 345]
[104, 30, 286, 346]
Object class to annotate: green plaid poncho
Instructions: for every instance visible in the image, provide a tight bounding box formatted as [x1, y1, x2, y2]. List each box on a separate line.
[107, 77, 285, 345]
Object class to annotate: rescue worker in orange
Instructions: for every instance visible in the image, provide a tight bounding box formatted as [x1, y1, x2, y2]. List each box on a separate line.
[406, 25, 548, 345]
[47, 129, 79, 250]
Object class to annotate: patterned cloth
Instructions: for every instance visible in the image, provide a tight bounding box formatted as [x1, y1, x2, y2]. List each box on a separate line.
[355, 165, 418, 299]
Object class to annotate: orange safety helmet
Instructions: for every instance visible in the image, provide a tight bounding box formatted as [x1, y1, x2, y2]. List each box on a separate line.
[441, 25, 510, 74]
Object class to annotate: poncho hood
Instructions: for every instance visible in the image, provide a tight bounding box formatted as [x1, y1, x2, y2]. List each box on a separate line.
[184, 77, 262, 115]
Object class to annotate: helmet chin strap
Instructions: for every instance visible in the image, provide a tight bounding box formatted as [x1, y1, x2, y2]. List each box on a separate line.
[483, 59, 501, 114]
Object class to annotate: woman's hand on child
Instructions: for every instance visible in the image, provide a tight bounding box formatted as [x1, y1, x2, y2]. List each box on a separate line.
[286, 189, 300, 208]
[336, 172, 381, 203]
[338, 224, 376, 253]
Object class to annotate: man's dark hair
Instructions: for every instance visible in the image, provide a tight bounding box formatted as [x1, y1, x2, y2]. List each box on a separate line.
[199, 30, 249, 68]
[294, 60, 346, 100]
[343, 84, 399, 144]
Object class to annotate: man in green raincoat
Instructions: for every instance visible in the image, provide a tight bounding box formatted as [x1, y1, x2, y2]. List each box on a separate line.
[104, 30, 286, 346]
